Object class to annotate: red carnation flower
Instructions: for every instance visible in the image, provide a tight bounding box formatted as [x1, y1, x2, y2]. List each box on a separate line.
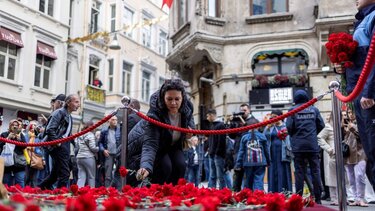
[103, 197, 126, 211]
[70, 184, 79, 195]
[177, 178, 187, 186]
[10, 193, 28, 204]
[265, 193, 285, 211]
[285, 194, 304, 211]
[325, 32, 358, 71]
[277, 128, 288, 140]
[119, 166, 128, 177]
[25, 204, 41, 211]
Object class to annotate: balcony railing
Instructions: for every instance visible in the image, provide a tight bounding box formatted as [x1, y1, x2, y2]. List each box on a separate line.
[86, 85, 105, 104]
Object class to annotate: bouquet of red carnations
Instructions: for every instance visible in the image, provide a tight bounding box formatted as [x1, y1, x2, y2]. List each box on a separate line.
[277, 128, 288, 140]
[325, 32, 358, 72]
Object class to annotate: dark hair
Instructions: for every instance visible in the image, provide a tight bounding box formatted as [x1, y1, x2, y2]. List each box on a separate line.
[82, 120, 94, 131]
[240, 103, 250, 108]
[130, 98, 141, 110]
[206, 109, 217, 115]
[159, 79, 186, 111]
[271, 109, 283, 116]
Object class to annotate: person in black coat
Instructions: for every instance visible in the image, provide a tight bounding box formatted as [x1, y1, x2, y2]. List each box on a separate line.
[39, 94, 80, 190]
[127, 79, 194, 186]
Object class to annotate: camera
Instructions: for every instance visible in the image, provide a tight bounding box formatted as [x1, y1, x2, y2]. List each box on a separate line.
[231, 111, 245, 122]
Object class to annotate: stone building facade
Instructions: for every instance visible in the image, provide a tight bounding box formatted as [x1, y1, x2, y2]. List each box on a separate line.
[166, 0, 356, 126]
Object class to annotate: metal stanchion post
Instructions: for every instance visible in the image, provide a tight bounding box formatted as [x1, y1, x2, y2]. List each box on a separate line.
[329, 81, 347, 211]
[120, 96, 130, 188]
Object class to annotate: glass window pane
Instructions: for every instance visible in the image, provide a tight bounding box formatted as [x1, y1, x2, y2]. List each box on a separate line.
[254, 57, 279, 75]
[272, 0, 286, 13]
[121, 71, 125, 93]
[0, 55, 5, 77]
[44, 59, 52, 67]
[0, 41, 7, 53]
[208, 0, 216, 17]
[43, 69, 50, 89]
[8, 44, 17, 56]
[48, 0, 54, 16]
[7, 58, 15, 80]
[126, 72, 131, 95]
[108, 59, 113, 75]
[39, 0, 45, 12]
[281, 57, 298, 75]
[253, 0, 267, 15]
[36, 54, 43, 65]
[34, 67, 41, 87]
[109, 77, 113, 92]
[124, 7, 134, 37]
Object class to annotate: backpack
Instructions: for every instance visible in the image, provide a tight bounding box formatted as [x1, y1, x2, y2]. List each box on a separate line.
[245, 130, 263, 164]
[1, 143, 16, 166]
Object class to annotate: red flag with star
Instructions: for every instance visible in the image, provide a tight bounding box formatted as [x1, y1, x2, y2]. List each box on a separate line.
[162, 0, 173, 8]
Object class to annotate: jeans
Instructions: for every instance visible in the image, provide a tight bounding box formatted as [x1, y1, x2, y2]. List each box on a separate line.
[187, 165, 200, 187]
[203, 155, 210, 181]
[244, 166, 265, 190]
[208, 156, 216, 188]
[208, 155, 226, 189]
[3, 170, 25, 187]
[294, 152, 322, 201]
[224, 170, 233, 190]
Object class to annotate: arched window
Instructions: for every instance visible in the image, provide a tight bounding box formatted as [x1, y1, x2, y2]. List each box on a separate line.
[251, 49, 309, 75]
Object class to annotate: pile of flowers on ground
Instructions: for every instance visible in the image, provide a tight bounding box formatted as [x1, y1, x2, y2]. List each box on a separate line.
[0, 179, 317, 211]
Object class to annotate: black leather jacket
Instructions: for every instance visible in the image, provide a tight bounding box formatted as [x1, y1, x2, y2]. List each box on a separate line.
[45, 107, 72, 152]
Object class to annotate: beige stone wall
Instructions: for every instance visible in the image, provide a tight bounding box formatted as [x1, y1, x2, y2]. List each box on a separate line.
[167, 0, 357, 121]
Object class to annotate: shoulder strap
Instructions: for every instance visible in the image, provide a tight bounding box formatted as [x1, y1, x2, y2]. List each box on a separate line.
[251, 130, 255, 141]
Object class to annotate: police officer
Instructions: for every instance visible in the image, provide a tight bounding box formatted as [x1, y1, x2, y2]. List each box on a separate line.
[286, 90, 325, 204]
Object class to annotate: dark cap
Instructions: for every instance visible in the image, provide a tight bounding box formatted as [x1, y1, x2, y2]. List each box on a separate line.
[271, 109, 283, 117]
[52, 94, 66, 102]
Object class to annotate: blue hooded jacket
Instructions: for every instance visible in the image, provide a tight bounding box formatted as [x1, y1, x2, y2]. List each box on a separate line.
[286, 90, 325, 153]
[346, 4, 375, 99]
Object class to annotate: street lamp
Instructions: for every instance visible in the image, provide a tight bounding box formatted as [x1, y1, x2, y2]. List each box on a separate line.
[321, 64, 330, 78]
[108, 33, 121, 50]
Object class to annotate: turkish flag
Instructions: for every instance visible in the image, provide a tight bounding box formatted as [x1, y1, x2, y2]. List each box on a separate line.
[162, 0, 173, 8]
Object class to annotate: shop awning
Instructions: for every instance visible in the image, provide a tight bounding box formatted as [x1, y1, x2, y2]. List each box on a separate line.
[0, 27, 24, 48]
[37, 41, 57, 60]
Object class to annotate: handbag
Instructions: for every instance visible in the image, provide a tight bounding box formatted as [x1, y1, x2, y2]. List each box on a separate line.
[342, 142, 350, 158]
[13, 152, 26, 168]
[246, 130, 263, 164]
[1, 143, 15, 167]
[29, 151, 44, 170]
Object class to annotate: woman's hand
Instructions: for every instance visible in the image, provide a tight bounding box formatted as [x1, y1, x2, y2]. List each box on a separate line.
[185, 126, 193, 140]
[136, 168, 150, 181]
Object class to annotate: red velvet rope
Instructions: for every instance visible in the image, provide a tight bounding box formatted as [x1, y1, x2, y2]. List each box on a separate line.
[0, 112, 116, 147]
[335, 34, 375, 102]
[135, 98, 318, 135]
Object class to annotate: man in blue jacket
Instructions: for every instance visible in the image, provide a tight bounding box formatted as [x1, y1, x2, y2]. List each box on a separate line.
[99, 115, 121, 187]
[286, 90, 325, 204]
[345, 0, 375, 190]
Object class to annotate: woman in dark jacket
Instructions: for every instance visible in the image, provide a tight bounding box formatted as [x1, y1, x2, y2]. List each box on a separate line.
[127, 79, 194, 186]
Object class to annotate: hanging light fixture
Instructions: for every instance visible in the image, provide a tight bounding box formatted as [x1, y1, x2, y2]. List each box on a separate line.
[108, 33, 121, 50]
